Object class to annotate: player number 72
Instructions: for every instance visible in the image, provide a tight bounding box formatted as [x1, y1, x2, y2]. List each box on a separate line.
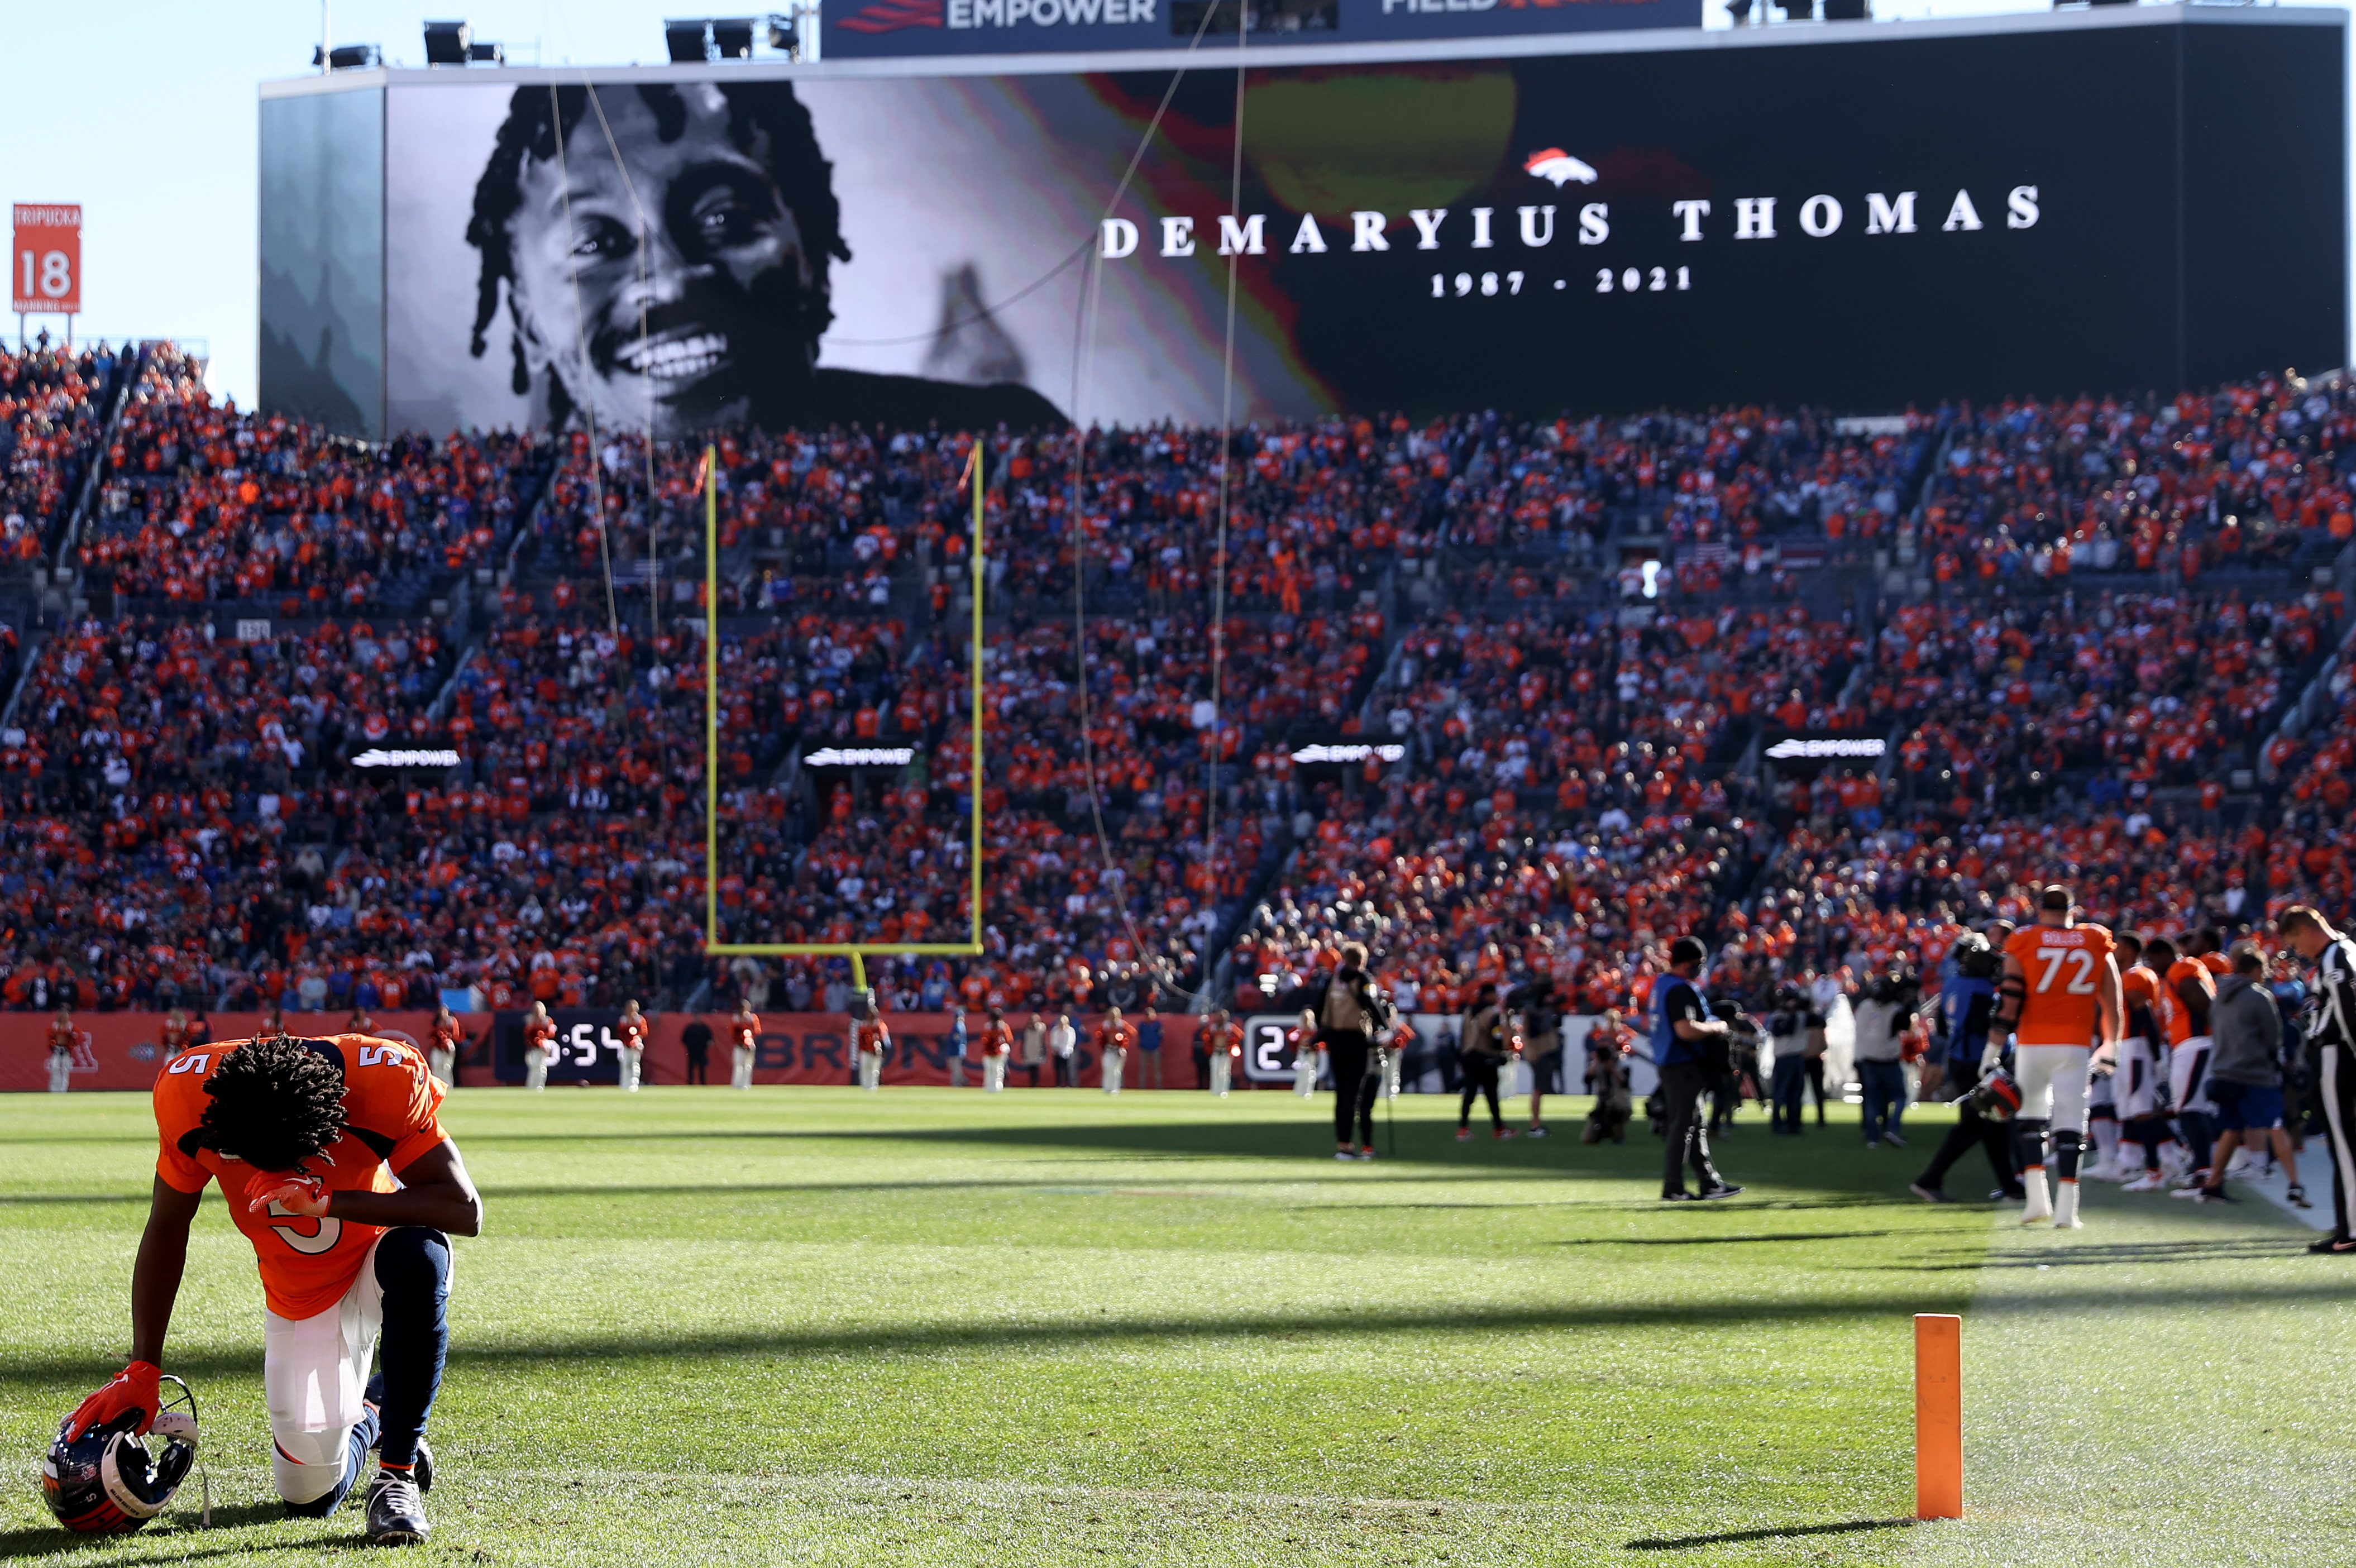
[2034, 949, 2098, 995]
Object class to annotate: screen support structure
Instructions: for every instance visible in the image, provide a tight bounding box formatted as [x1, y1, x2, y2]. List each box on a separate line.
[703, 441, 988, 991]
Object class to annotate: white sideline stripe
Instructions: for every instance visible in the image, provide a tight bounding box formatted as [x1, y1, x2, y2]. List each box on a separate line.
[2236, 1161, 2330, 1232]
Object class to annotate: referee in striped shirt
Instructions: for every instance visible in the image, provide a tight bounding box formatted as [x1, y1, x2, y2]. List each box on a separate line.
[2277, 906, 2356, 1255]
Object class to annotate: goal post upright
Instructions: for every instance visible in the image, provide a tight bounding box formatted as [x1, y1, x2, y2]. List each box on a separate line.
[701, 435, 988, 970]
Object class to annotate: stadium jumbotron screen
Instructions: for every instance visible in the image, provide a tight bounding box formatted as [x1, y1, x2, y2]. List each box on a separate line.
[260, 6, 2345, 441]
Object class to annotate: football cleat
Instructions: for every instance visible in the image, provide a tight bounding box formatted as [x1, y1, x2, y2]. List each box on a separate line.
[43, 1376, 199, 1534]
[1908, 1182, 1949, 1204]
[365, 1469, 430, 1545]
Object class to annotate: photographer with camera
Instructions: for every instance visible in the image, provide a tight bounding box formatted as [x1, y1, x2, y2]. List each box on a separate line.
[1286, 943, 1396, 1160]
[1853, 968, 1919, 1149]
[1582, 1008, 1636, 1144]
[1652, 936, 1744, 1202]
[1763, 984, 1825, 1136]
[1910, 924, 2025, 1203]
[1509, 977, 1565, 1138]
[1456, 982, 1516, 1142]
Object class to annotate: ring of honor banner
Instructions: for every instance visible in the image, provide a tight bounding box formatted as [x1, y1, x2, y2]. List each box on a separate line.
[259, 8, 2345, 440]
[8, 1011, 1208, 1091]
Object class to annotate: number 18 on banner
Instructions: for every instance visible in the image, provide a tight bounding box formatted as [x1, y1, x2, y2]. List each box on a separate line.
[12, 203, 83, 326]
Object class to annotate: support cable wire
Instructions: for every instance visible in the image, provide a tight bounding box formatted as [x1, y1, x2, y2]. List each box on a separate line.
[581, 82, 671, 637]
[547, 84, 623, 638]
[1067, 0, 1241, 1008]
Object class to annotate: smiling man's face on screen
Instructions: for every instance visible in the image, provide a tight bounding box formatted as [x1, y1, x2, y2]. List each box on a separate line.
[477, 83, 829, 437]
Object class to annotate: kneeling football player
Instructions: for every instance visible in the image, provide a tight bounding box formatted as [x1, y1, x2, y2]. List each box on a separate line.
[64, 1030, 482, 1544]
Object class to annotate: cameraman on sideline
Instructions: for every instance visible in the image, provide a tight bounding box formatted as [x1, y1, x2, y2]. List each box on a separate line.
[1653, 936, 1745, 1202]
[1287, 942, 1395, 1160]
[1853, 968, 1919, 1149]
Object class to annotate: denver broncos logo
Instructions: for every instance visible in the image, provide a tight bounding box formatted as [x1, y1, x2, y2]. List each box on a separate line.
[838, 0, 945, 31]
[1524, 149, 1600, 187]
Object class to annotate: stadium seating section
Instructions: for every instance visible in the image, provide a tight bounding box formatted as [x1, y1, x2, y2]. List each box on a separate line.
[4, 345, 2353, 1020]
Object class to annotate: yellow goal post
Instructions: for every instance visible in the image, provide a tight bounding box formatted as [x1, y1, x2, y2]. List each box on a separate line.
[702, 442, 987, 989]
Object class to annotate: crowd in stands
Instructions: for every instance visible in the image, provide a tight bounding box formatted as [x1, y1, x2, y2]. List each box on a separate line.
[79, 349, 536, 609]
[1, 339, 126, 569]
[7, 357, 2356, 1030]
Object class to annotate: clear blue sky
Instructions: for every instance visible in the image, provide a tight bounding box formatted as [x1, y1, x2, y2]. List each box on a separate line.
[0, 2, 713, 405]
[1, 0, 2343, 409]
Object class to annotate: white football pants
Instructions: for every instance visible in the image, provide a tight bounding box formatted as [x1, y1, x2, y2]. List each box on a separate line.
[265, 1237, 385, 1506]
[2015, 1044, 2092, 1133]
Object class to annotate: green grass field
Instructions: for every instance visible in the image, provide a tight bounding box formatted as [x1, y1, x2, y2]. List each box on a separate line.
[3, 1087, 2352, 1566]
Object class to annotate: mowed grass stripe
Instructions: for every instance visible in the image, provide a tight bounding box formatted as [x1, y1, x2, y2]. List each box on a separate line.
[6, 1089, 2341, 1566]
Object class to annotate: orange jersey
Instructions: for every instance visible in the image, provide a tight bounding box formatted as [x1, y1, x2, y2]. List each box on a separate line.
[2199, 951, 2230, 978]
[983, 1021, 1015, 1056]
[2162, 958, 2215, 1046]
[2119, 965, 2160, 1041]
[1097, 1021, 1137, 1055]
[49, 1019, 75, 1053]
[523, 1016, 555, 1051]
[732, 1016, 759, 1051]
[618, 1017, 649, 1051]
[153, 1034, 447, 1321]
[2005, 922, 2115, 1046]
[852, 1017, 890, 1054]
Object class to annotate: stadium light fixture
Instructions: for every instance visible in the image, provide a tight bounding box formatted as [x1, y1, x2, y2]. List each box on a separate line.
[470, 40, 505, 63]
[711, 17, 757, 57]
[422, 21, 471, 65]
[1820, 0, 1869, 18]
[665, 19, 713, 61]
[766, 12, 799, 51]
[313, 42, 381, 70]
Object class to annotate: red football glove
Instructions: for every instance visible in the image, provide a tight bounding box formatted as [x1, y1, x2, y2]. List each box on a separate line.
[247, 1174, 331, 1220]
[66, 1360, 160, 1440]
